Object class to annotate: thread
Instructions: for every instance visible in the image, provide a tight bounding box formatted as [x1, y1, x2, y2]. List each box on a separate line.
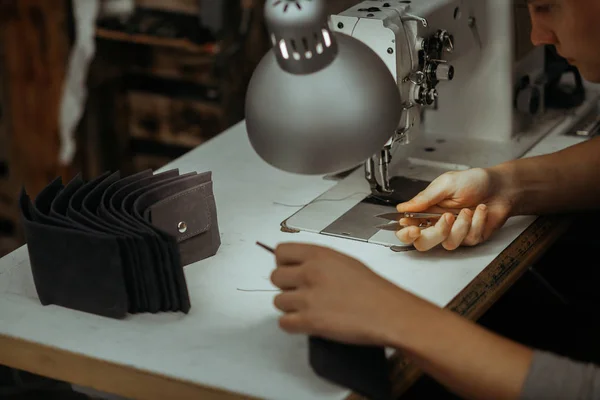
[273, 192, 398, 208]
[273, 191, 371, 208]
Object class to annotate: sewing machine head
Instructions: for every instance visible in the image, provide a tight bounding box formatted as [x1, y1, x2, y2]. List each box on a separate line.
[245, 0, 562, 195]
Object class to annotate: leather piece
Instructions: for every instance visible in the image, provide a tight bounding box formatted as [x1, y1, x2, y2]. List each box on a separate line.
[136, 172, 220, 267]
[309, 337, 393, 400]
[18, 168, 220, 319]
[82, 171, 150, 313]
[20, 187, 128, 319]
[120, 172, 197, 312]
[66, 172, 151, 313]
[109, 170, 182, 311]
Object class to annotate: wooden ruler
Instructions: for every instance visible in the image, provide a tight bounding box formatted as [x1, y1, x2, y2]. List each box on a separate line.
[387, 214, 574, 397]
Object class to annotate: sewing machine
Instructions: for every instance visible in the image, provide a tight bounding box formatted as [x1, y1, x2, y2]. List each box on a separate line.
[246, 0, 600, 248]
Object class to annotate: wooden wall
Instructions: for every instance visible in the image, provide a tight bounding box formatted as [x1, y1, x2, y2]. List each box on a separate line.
[0, 0, 72, 200]
[81, 0, 268, 176]
[0, 0, 71, 256]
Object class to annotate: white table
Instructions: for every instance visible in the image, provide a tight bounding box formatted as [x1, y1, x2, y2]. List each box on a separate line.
[0, 116, 590, 400]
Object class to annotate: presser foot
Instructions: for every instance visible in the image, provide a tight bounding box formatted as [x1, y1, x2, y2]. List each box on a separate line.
[365, 152, 394, 197]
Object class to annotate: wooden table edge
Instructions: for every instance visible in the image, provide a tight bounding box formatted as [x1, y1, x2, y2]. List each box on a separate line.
[0, 215, 572, 400]
[0, 333, 257, 400]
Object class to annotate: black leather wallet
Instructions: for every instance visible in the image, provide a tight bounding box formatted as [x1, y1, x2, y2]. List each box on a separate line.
[18, 169, 221, 319]
[309, 337, 393, 400]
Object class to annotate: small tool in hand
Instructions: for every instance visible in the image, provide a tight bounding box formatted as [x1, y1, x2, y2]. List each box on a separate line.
[375, 211, 459, 221]
[256, 241, 275, 254]
[374, 211, 458, 231]
[375, 222, 407, 231]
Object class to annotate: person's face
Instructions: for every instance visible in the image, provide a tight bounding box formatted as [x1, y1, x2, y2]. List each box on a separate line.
[528, 0, 600, 82]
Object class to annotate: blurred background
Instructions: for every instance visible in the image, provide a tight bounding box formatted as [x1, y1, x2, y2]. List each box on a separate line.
[0, 0, 357, 259]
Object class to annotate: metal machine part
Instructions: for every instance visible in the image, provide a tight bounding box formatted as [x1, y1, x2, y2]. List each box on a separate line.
[515, 76, 543, 116]
[330, 1, 458, 194]
[265, 0, 338, 74]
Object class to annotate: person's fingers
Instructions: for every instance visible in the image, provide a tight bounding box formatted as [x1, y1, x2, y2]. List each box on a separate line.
[413, 213, 455, 251]
[481, 204, 511, 241]
[275, 243, 317, 265]
[270, 266, 305, 289]
[395, 225, 421, 245]
[442, 208, 473, 250]
[463, 204, 488, 246]
[278, 312, 308, 334]
[273, 291, 306, 312]
[396, 176, 453, 212]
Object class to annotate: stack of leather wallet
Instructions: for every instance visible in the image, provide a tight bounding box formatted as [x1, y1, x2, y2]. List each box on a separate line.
[18, 168, 220, 319]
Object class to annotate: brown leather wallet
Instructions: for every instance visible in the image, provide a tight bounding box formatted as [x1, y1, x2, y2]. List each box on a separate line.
[18, 168, 221, 318]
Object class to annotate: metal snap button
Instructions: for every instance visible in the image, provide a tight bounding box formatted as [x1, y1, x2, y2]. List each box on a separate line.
[178, 221, 187, 233]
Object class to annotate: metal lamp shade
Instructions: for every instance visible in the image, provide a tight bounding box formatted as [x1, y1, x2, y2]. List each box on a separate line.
[245, 33, 402, 175]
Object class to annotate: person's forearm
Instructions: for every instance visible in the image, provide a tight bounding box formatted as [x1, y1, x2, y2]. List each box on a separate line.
[488, 137, 600, 216]
[384, 293, 533, 400]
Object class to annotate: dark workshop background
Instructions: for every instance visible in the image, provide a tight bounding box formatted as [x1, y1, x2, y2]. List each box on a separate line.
[0, 0, 357, 259]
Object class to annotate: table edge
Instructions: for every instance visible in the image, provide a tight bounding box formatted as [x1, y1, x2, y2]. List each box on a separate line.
[0, 333, 259, 400]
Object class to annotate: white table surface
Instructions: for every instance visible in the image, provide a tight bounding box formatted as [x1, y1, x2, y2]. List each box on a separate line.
[0, 116, 590, 400]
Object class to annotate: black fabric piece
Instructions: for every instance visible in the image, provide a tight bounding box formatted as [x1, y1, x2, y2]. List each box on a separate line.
[31, 177, 74, 230]
[98, 170, 157, 312]
[18, 168, 221, 319]
[50, 173, 86, 220]
[20, 188, 128, 319]
[81, 171, 150, 313]
[116, 171, 193, 312]
[71, 171, 159, 313]
[106, 170, 176, 311]
[121, 173, 197, 313]
[141, 171, 220, 267]
[120, 172, 191, 311]
[309, 337, 393, 400]
[66, 172, 152, 313]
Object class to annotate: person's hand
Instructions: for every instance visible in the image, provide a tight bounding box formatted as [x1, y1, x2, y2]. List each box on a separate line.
[270, 243, 424, 346]
[395, 168, 514, 251]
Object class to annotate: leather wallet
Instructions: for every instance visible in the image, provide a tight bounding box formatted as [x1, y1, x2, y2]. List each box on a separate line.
[18, 168, 221, 319]
[309, 337, 393, 400]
